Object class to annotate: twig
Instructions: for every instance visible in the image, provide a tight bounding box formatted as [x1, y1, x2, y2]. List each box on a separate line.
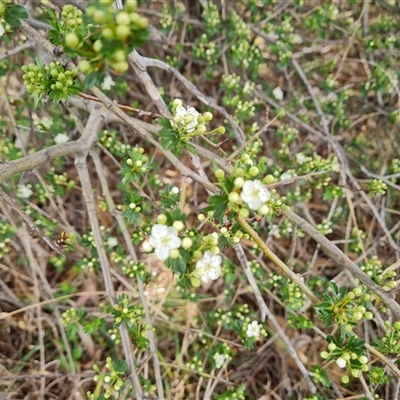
[284, 209, 400, 320]
[74, 110, 143, 397]
[132, 54, 246, 145]
[234, 243, 268, 322]
[90, 149, 164, 400]
[0, 40, 33, 61]
[237, 215, 320, 305]
[0, 187, 62, 254]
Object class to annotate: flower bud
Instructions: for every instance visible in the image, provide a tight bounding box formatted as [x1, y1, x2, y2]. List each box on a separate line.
[328, 343, 336, 351]
[115, 25, 131, 40]
[142, 241, 153, 252]
[203, 111, 213, 122]
[93, 39, 103, 52]
[228, 192, 240, 204]
[234, 177, 244, 189]
[258, 205, 269, 216]
[157, 214, 167, 224]
[336, 357, 346, 368]
[169, 249, 180, 259]
[102, 27, 114, 39]
[116, 11, 131, 25]
[181, 237, 193, 249]
[183, 114, 194, 125]
[173, 220, 184, 232]
[172, 98, 182, 108]
[65, 32, 80, 48]
[215, 169, 225, 180]
[239, 207, 250, 218]
[249, 166, 259, 177]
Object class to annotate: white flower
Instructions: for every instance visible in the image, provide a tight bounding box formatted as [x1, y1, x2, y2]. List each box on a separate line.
[0, 23, 4, 37]
[149, 224, 181, 260]
[101, 75, 115, 90]
[280, 172, 293, 181]
[240, 180, 271, 210]
[173, 105, 200, 133]
[273, 86, 284, 101]
[107, 237, 118, 248]
[54, 133, 70, 144]
[171, 186, 180, 194]
[296, 153, 308, 165]
[213, 353, 229, 369]
[195, 250, 222, 283]
[246, 320, 261, 339]
[18, 185, 33, 199]
[336, 357, 347, 369]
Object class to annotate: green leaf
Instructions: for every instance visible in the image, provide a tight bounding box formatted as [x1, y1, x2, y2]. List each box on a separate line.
[208, 194, 228, 205]
[158, 116, 173, 129]
[213, 202, 228, 219]
[5, 5, 28, 27]
[84, 71, 105, 88]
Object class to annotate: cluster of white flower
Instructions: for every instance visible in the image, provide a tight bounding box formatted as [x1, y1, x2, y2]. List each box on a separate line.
[172, 101, 200, 134]
[213, 352, 230, 369]
[246, 320, 261, 339]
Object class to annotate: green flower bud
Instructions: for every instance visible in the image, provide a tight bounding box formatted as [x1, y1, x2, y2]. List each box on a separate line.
[239, 207, 250, 218]
[111, 61, 129, 73]
[172, 98, 182, 108]
[234, 177, 244, 189]
[203, 111, 213, 122]
[93, 39, 103, 52]
[173, 220, 184, 232]
[181, 237, 193, 249]
[359, 355, 368, 364]
[320, 351, 329, 359]
[249, 166, 259, 177]
[130, 12, 148, 29]
[116, 11, 131, 25]
[169, 249, 180, 259]
[328, 342, 336, 351]
[191, 276, 201, 288]
[263, 174, 275, 184]
[102, 27, 114, 39]
[341, 375, 349, 384]
[215, 169, 225, 180]
[93, 10, 106, 23]
[258, 204, 269, 216]
[113, 49, 126, 62]
[115, 25, 131, 40]
[228, 192, 240, 204]
[183, 114, 194, 125]
[156, 214, 167, 224]
[78, 60, 92, 73]
[195, 124, 207, 134]
[215, 126, 225, 134]
[125, 0, 137, 12]
[65, 32, 80, 48]
[235, 168, 244, 177]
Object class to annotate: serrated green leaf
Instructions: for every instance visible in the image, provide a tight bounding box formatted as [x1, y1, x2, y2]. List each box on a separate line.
[158, 116, 173, 129]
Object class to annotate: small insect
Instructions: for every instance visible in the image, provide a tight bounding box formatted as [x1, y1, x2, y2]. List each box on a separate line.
[56, 231, 75, 250]
[56, 232, 69, 248]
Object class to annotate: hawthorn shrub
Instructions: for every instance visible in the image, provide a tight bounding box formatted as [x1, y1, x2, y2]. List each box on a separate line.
[1, 1, 400, 399]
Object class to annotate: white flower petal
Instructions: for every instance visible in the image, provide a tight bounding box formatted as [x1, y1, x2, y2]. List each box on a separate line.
[155, 245, 170, 260]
